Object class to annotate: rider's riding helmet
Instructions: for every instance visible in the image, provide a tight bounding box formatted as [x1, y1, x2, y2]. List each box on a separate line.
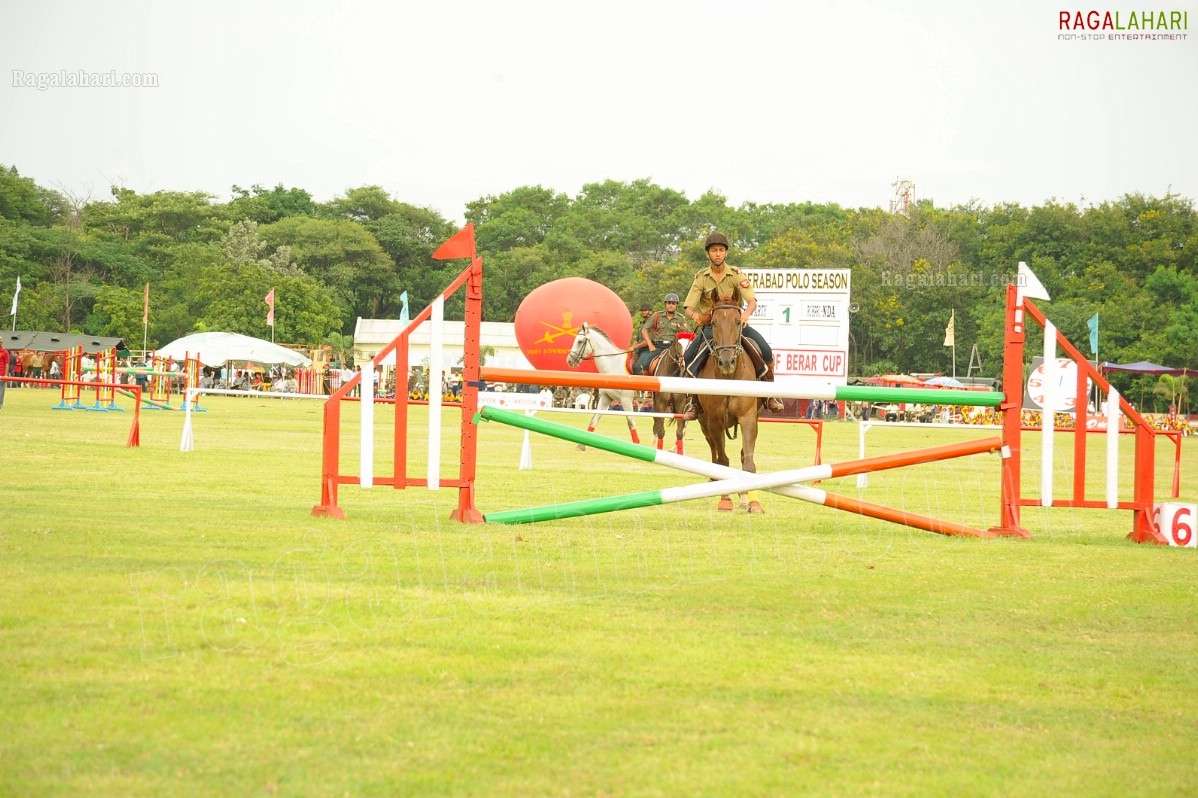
[704, 232, 730, 251]
[663, 293, 680, 303]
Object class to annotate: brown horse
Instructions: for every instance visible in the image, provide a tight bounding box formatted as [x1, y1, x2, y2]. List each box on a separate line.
[697, 297, 763, 514]
[18, 351, 65, 387]
[648, 336, 689, 454]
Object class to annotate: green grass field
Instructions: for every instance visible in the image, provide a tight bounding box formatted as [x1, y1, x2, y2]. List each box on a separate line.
[2, 386, 1196, 796]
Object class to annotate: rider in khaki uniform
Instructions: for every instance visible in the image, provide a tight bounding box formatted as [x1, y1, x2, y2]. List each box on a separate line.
[681, 232, 784, 419]
[627, 303, 654, 363]
[634, 293, 690, 375]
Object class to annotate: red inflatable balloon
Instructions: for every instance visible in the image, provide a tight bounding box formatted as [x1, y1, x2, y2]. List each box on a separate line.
[514, 278, 633, 372]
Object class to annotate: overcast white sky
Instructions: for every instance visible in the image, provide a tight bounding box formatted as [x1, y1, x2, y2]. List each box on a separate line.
[2, 0, 1195, 222]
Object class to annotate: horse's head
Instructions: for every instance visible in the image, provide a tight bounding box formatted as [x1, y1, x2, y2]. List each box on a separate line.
[566, 323, 591, 368]
[708, 298, 744, 376]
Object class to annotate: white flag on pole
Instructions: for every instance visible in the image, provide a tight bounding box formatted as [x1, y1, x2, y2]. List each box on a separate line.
[1017, 261, 1051, 303]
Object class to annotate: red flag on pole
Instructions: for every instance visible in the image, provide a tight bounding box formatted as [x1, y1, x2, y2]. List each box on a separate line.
[432, 222, 475, 260]
[143, 283, 150, 325]
[265, 288, 275, 327]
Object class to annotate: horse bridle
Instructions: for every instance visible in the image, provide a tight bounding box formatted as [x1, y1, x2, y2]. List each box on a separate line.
[570, 326, 624, 363]
[708, 304, 745, 363]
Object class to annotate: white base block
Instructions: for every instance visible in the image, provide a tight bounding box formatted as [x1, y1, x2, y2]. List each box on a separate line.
[1154, 502, 1197, 547]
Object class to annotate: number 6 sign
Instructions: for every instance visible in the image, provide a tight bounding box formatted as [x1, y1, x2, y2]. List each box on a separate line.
[1154, 503, 1197, 548]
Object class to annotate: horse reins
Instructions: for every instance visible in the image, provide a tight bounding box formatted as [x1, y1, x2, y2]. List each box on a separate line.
[575, 328, 641, 360]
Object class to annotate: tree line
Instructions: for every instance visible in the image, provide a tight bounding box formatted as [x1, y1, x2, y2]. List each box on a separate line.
[1, 165, 1195, 406]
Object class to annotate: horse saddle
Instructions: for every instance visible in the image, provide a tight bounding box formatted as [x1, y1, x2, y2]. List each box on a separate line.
[741, 336, 769, 380]
[646, 350, 669, 376]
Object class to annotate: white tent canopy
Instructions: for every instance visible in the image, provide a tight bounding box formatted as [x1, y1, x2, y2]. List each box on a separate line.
[156, 332, 312, 368]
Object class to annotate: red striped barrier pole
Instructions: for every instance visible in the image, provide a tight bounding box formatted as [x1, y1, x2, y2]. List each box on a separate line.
[9, 377, 141, 447]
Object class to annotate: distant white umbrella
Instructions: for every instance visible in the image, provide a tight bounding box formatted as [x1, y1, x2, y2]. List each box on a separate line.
[156, 332, 312, 367]
[925, 376, 965, 388]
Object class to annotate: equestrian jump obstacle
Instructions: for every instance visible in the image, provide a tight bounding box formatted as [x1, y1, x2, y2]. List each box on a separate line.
[312, 232, 485, 523]
[11, 375, 144, 446]
[477, 405, 1001, 535]
[52, 346, 203, 412]
[471, 369, 1008, 529]
[55, 346, 131, 411]
[997, 285, 1165, 543]
[855, 417, 1184, 500]
[308, 231, 1174, 544]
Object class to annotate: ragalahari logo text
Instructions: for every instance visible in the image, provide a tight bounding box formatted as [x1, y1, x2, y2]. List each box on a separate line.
[1059, 8, 1189, 40]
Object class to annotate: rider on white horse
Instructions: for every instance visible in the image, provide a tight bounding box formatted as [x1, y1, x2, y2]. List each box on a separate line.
[566, 324, 641, 446]
[627, 303, 653, 371]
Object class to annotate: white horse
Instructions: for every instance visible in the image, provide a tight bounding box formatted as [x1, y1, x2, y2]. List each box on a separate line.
[565, 323, 641, 450]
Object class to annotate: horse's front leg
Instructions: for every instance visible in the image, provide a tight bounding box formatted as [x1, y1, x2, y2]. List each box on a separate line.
[704, 419, 728, 467]
[704, 416, 735, 513]
[739, 414, 764, 514]
[739, 415, 759, 474]
[674, 395, 686, 455]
